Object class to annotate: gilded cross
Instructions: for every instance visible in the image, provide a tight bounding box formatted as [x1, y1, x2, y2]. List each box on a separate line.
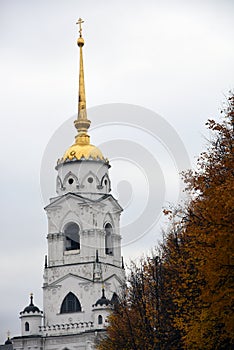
[76, 18, 84, 37]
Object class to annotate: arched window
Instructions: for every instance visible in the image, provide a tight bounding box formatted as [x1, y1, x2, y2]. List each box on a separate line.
[25, 322, 29, 331]
[64, 223, 80, 251]
[111, 292, 119, 305]
[98, 315, 103, 325]
[60, 292, 81, 313]
[105, 223, 113, 255]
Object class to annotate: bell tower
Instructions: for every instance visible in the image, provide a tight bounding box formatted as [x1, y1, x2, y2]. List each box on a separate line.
[41, 18, 125, 338]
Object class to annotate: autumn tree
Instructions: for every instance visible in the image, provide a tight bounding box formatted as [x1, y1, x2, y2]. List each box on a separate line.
[97, 254, 182, 350]
[163, 93, 234, 349]
[97, 259, 158, 350]
[98, 93, 234, 350]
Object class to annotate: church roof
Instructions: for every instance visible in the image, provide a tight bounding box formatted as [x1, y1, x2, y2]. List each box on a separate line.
[20, 294, 42, 315]
[61, 143, 106, 164]
[45, 192, 123, 212]
[94, 288, 112, 307]
[0, 337, 13, 350]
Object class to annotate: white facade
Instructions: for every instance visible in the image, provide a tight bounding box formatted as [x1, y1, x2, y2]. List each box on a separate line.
[20, 308, 43, 337]
[56, 160, 111, 198]
[12, 155, 125, 349]
[43, 158, 124, 331]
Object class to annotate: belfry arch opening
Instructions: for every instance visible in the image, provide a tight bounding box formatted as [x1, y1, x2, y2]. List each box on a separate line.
[60, 292, 81, 313]
[64, 223, 80, 251]
[105, 223, 113, 255]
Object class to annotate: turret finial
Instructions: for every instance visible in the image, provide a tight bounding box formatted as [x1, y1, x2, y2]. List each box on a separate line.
[5, 332, 12, 345]
[30, 293, 34, 305]
[74, 18, 91, 145]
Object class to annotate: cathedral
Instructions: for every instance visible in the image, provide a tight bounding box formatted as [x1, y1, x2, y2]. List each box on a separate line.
[2, 19, 125, 350]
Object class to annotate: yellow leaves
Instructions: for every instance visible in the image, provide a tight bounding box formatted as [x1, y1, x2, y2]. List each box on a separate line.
[160, 93, 234, 349]
[172, 96, 234, 348]
[98, 93, 234, 350]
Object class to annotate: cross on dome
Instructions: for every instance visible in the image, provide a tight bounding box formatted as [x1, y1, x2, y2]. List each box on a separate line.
[76, 18, 84, 37]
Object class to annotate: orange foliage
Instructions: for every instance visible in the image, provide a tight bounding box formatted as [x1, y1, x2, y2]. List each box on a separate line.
[164, 93, 234, 349]
[98, 93, 234, 350]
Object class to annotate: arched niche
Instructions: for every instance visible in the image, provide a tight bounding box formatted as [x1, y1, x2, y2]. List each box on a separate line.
[80, 170, 100, 189]
[100, 173, 111, 192]
[63, 171, 79, 189]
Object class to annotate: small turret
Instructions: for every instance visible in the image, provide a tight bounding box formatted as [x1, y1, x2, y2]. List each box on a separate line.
[92, 287, 113, 329]
[4, 337, 12, 345]
[3, 332, 13, 349]
[19, 294, 43, 336]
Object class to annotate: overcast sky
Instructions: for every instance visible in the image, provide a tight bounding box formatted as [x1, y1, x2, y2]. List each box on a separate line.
[0, 0, 233, 342]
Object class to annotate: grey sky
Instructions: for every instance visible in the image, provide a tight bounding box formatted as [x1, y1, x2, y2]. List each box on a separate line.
[0, 0, 233, 342]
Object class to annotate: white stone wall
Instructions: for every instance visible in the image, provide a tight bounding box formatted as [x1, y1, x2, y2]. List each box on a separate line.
[45, 195, 122, 266]
[92, 306, 112, 329]
[20, 313, 43, 336]
[13, 331, 102, 350]
[43, 190, 125, 329]
[43, 267, 124, 329]
[56, 161, 111, 197]
[40, 157, 125, 343]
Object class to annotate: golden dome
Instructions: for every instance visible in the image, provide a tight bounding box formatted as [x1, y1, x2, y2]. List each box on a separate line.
[59, 133, 106, 164]
[63, 143, 105, 161]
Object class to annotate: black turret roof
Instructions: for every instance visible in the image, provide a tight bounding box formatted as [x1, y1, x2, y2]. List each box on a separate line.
[20, 294, 41, 314]
[95, 288, 112, 307]
[4, 338, 12, 345]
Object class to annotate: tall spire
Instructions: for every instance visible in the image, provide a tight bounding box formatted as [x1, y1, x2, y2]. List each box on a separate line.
[58, 18, 107, 164]
[74, 18, 91, 144]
